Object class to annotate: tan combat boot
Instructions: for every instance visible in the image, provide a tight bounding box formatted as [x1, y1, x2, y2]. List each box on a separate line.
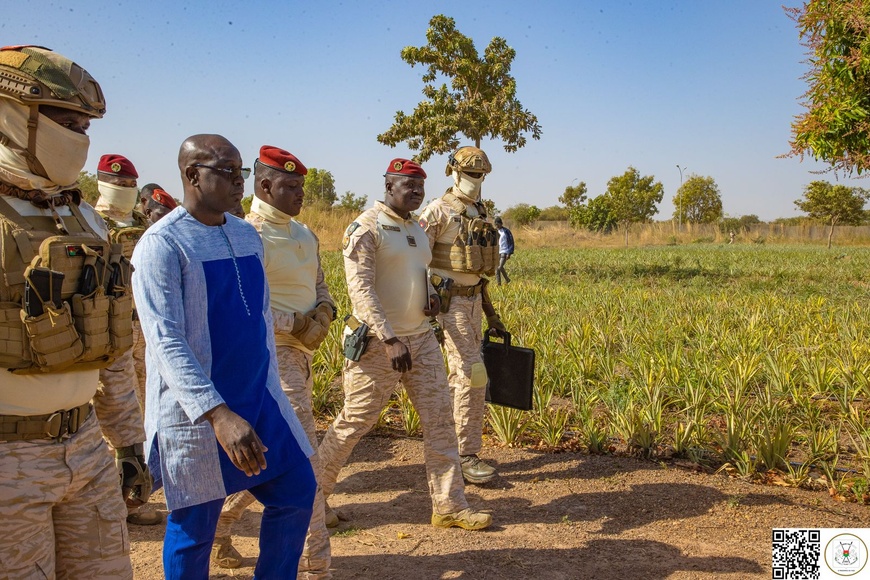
[211, 536, 243, 569]
[324, 501, 340, 528]
[431, 508, 492, 530]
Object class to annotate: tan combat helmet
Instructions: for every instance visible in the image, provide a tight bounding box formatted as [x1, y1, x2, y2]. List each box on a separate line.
[445, 146, 492, 176]
[0, 45, 106, 176]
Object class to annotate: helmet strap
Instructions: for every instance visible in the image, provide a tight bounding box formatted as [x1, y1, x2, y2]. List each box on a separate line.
[24, 105, 48, 178]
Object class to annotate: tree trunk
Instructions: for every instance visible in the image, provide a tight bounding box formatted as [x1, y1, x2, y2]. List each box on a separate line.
[624, 223, 629, 247]
[828, 219, 835, 249]
[475, 137, 481, 148]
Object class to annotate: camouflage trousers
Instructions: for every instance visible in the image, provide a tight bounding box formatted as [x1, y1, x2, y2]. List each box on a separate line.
[95, 348, 146, 449]
[438, 294, 486, 456]
[0, 410, 132, 579]
[318, 331, 467, 515]
[216, 346, 331, 579]
[130, 319, 146, 413]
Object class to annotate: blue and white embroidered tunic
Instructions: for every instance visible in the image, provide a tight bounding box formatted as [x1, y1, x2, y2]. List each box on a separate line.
[131, 208, 313, 511]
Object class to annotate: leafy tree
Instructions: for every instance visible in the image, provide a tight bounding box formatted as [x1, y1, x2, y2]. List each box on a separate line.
[673, 175, 723, 224]
[481, 199, 497, 217]
[794, 180, 869, 248]
[377, 14, 541, 161]
[303, 168, 336, 207]
[538, 205, 570, 221]
[786, 2, 870, 174]
[78, 171, 99, 205]
[773, 216, 813, 226]
[502, 203, 540, 226]
[559, 182, 588, 209]
[337, 191, 368, 213]
[569, 195, 617, 233]
[240, 195, 253, 214]
[605, 167, 664, 245]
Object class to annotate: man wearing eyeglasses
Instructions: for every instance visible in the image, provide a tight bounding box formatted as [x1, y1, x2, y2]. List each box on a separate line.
[131, 134, 316, 579]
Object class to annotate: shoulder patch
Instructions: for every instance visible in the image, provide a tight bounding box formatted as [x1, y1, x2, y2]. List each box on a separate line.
[343, 222, 360, 249]
[418, 217, 428, 229]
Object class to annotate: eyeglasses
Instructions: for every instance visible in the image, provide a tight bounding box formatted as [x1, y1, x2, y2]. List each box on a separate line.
[191, 164, 251, 180]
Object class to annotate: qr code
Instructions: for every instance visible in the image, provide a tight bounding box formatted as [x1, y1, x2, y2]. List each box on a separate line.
[772, 529, 821, 579]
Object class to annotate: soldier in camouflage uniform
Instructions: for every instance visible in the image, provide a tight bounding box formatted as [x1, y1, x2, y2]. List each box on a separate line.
[318, 159, 492, 531]
[0, 45, 132, 578]
[212, 146, 336, 579]
[93, 154, 161, 526]
[418, 146, 508, 484]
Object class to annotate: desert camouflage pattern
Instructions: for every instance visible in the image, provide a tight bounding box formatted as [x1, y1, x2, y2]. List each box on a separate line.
[0, 411, 132, 579]
[445, 146, 492, 176]
[94, 348, 145, 448]
[130, 319, 146, 412]
[438, 294, 486, 455]
[318, 332, 468, 515]
[216, 345, 331, 579]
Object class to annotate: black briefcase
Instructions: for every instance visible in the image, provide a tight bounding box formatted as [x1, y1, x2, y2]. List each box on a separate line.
[482, 332, 535, 411]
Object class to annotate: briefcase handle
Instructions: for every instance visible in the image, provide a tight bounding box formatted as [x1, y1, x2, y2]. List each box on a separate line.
[482, 331, 512, 352]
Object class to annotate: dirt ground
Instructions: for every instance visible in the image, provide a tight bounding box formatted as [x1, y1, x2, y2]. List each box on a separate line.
[129, 433, 868, 580]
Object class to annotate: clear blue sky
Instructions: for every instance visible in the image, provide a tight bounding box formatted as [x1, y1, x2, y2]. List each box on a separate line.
[5, 0, 860, 220]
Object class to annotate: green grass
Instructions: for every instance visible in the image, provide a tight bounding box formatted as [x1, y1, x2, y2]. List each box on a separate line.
[316, 245, 870, 502]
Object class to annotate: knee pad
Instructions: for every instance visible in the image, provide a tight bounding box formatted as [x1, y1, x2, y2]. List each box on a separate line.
[470, 362, 488, 388]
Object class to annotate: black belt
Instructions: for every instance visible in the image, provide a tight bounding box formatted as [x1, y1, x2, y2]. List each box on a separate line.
[0, 402, 92, 442]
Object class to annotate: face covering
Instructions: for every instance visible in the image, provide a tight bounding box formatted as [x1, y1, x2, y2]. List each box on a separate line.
[453, 170, 485, 201]
[0, 99, 90, 189]
[97, 181, 139, 214]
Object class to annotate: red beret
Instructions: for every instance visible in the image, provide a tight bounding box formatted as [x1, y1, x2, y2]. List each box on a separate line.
[97, 154, 138, 178]
[258, 145, 307, 175]
[385, 158, 426, 179]
[151, 188, 177, 210]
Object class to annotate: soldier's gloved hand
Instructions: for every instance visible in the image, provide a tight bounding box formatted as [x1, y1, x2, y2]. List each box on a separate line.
[293, 302, 334, 350]
[486, 313, 508, 339]
[312, 301, 335, 329]
[116, 444, 153, 508]
[292, 309, 330, 351]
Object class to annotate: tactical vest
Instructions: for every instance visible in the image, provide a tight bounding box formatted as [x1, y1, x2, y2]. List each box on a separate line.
[98, 210, 148, 260]
[0, 196, 133, 374]
[430, 193, 499, 277]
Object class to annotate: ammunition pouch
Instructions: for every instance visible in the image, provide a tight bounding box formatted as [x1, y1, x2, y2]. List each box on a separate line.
[108, 293, 134, 356]
[101, 211, 148, 260]
[0, 301, 27, 368]
[429, 197, 499, 276]
[72, 292, 111, 361]
[0, 196, 133, 373]
[20, 301, 83, 372]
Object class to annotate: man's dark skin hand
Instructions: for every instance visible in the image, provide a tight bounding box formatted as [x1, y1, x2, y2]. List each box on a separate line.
[424, 293, 441, 317]
[204, 404, 268, 476]
[384, 293, 441, 372]
[384, 337, 412, 373]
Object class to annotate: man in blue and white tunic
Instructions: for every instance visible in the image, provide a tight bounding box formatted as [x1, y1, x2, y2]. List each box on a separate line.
[132, 134, 315, 579]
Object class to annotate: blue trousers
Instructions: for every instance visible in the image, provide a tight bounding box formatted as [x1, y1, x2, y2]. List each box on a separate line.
[162, 458, 316, 579]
